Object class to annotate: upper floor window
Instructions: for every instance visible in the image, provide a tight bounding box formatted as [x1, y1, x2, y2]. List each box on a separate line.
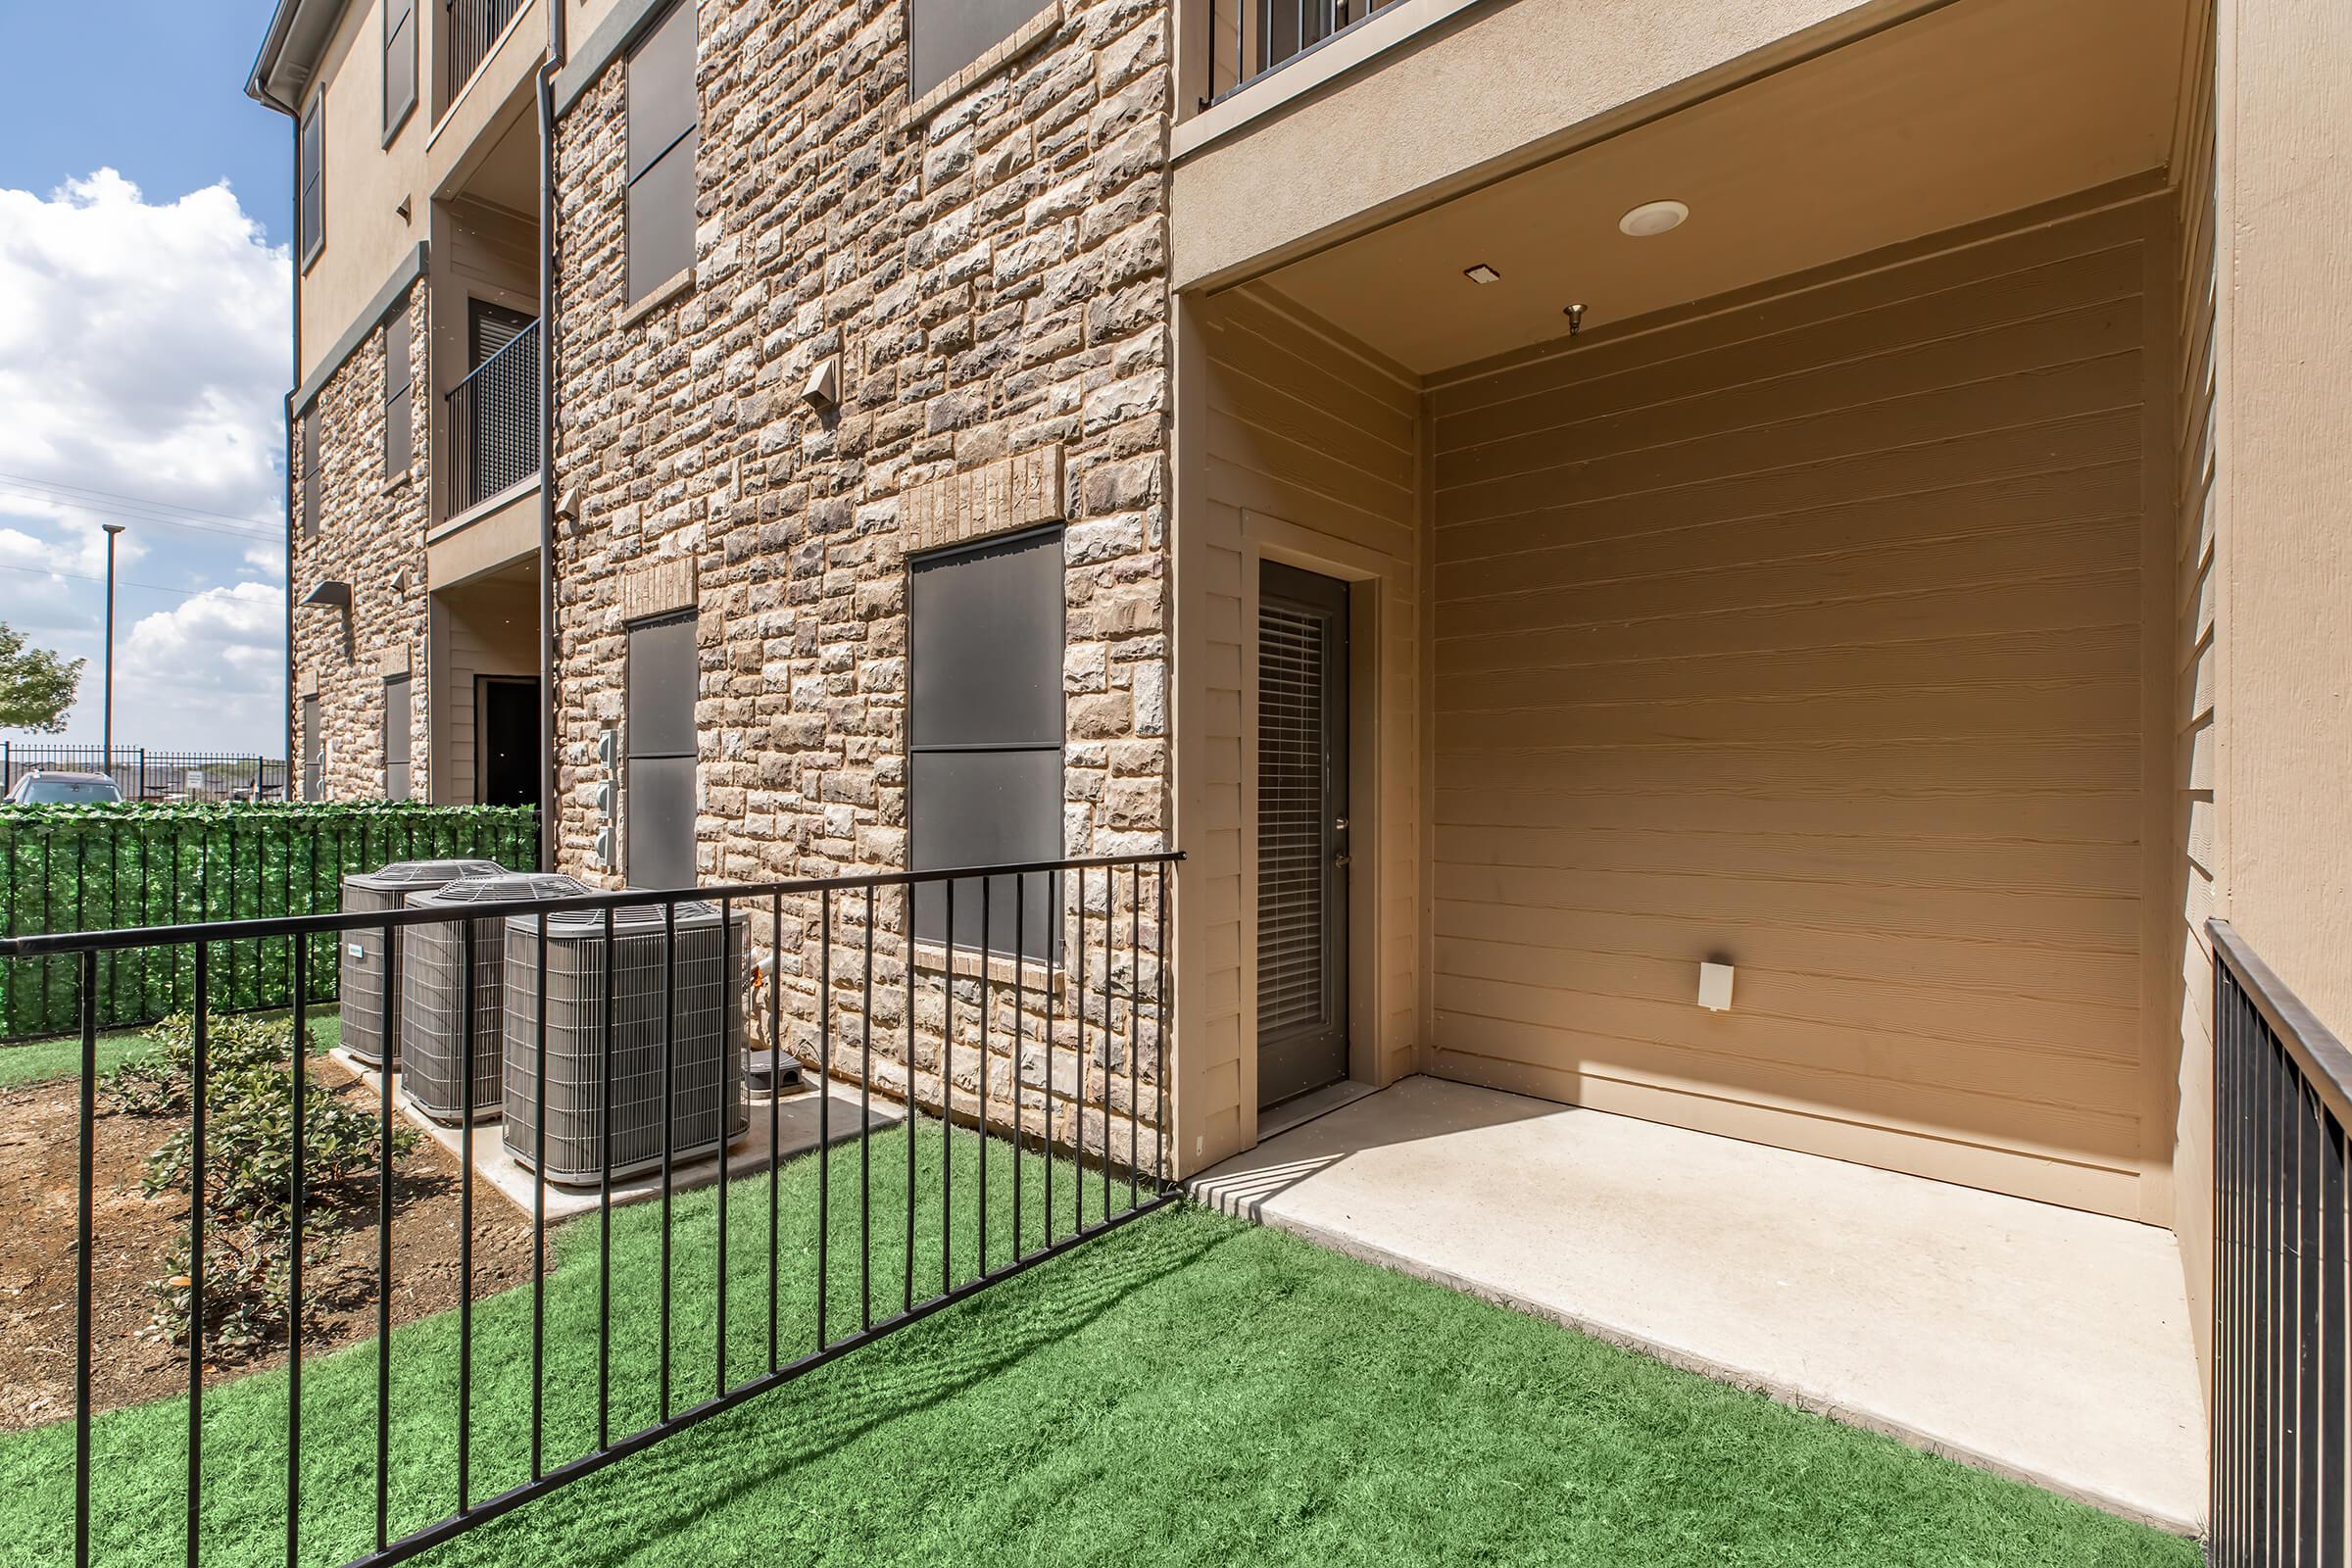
[908, 526, 1064, 960]
[301, 407, 320, 536]
[383, 0, 416, 137]
[298, 91, 325, 268]
[907, 0, 1043, 103]
[383, 305, 413, 482]
[625, 1, 699, 305]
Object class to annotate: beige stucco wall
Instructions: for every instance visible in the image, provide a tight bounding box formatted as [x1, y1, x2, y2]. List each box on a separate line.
[1421, 192, 2176, 1220]
[2206, 0, 2352, 1043]
[1168, 0, 1914, 291]
[1174, 285, 1424, 1172]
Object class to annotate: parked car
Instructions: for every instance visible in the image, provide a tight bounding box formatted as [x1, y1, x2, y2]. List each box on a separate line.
[6, 770, 123, 805]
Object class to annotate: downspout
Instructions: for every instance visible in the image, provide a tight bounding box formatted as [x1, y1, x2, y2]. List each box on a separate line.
[256, 83, 302, 803]
[535, 0, 567, 870]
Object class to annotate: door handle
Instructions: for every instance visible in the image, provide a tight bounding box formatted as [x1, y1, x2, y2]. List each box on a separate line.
[1333, 853, 1350, 869]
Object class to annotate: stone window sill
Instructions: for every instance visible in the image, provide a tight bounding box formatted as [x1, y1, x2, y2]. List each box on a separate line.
[616, 267, 695, 329]
[912, 939, 1063, 997]
[896, 1, 1062, 132]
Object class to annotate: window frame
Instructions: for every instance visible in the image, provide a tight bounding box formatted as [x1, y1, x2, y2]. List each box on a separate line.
[382, 0, 417, 142]
[905, 0, 1047, 104]
[298, 90, 325, 270]
[906, 523, 1066, 961]
[623, 0, 700, 306]
[382, 672, 413, 801]
[623, 611, 700, 890]
[382, 303, 413, 483]
[301, 406, 320, 537]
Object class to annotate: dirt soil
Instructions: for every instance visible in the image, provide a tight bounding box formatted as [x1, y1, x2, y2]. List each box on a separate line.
[0, 1055, 542, 1432]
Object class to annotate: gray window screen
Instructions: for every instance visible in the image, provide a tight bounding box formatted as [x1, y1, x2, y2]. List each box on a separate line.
[383, 674, 412, 801]
[909, 526, 1063, 958]
[298, 92, 324, 267]
[626, 612, 698, 889]
[625, 2, 699, 305]
[383, 306, 413, 480]
[383, 0, 416, 135]
[907, 0, 1041, 102]
[302, 696, 322, 802]
[301, 407, 320, 536]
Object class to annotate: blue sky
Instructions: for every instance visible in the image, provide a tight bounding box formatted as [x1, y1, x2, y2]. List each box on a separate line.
[0, 0, 294, 755]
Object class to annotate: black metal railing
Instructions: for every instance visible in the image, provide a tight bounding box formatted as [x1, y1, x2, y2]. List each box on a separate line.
[1, 745, 289, 803]
[445, 318, 540, 516]
[2210, 919, 2351, 1567]
[1200, 0, 1396, 109]
[445, 0, 525, 103]
[8, 849, 1178, 1568]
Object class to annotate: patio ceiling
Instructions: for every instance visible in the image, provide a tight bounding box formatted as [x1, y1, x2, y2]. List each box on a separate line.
[1253, 0, 2194, 375]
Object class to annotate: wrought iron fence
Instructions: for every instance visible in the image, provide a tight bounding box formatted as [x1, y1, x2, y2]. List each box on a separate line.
[2209, 918, 2350, 1566]
[445, 318, 540, 516]
[1200, 0, 1397, 108]
[445, 0, 526, 102]
[0, 803, 538, 1040]
[1, 745, 288, 803]
[5, 849, 1177, 1568]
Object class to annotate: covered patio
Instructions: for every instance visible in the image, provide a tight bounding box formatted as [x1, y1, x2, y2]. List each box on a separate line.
[1194, 1075, 2204, 1532]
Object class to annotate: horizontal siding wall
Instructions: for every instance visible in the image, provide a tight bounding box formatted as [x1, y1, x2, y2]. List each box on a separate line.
[1426, 196, 2165, 1217]
[1176, 284, 1422, 1169]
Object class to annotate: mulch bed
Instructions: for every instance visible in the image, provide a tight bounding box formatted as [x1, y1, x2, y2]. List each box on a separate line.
[0, 1055, 541, 1433]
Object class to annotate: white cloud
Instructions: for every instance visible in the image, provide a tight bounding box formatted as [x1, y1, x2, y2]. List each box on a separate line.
[0, 172, 288, 752]
[0, 171, 286, 537]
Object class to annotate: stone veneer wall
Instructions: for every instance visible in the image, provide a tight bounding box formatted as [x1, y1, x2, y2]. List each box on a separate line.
[548, 0, 1174, 1168]
[290, 283, 433, 803]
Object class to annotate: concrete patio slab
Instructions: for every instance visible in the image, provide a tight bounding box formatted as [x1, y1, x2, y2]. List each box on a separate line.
[329, 1050, 905, 1222]
[1192, 1075, 2204, 1535]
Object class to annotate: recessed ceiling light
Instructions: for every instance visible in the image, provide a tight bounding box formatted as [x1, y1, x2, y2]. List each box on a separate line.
[1463, 264, 1501, 284]
[1618, 200, 1690, 238]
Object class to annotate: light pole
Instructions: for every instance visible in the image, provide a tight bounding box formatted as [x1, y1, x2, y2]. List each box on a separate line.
[101, 523, 124, 782]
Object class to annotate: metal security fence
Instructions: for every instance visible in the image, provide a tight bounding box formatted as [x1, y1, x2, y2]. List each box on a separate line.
[6, 849, 1177, 1568]
[1, 745, 289, 803]
[0, 804, 538, 1040]
[445, 0, 526, 99]
[2210, 919, 2351, 1567]
[446, 318, 540, 515]
[1200, 0, 1400, 107]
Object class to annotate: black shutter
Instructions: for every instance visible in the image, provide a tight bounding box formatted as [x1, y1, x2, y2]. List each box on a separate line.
[908, 526, 1064, 958]
[383, 306, 413, 480]
[625, 613, 699, 888]
[302, 696, 322, 801]
[301, 406, 320, 536]
[298, 92, 324, 267]
[624, 1, 699, 304]
[383, 674, 412, 801]
[383, 0, 416, 135]
[907, 0, 1043, 102]
[468, 299, 533, 367]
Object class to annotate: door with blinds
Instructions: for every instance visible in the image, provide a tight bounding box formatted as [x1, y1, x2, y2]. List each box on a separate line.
[1257, 563, 1349, 1109]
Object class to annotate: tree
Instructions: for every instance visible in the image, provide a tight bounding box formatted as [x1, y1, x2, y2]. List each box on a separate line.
[0, 622, 84, 733]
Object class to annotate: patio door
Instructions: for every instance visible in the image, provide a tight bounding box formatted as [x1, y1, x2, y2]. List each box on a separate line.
[476, 675, 541, 808]
[1257, 562, 1349, 1109]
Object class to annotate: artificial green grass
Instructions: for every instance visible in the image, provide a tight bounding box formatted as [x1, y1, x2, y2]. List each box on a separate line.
[0, 1011, 342, 1091]
[0, 1120, 2196, 1568]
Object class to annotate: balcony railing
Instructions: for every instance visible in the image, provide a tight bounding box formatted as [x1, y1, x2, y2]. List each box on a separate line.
[446, 318, 540, 517]
[8, 849, 1176, 1568]
[2209, 918, 2352, 1567]
[1201, 0, 1399, 109]
[445, 0, 526, 104]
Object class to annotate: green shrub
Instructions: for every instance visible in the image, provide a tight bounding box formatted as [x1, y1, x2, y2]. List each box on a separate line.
[104, 1010, 418, 1353]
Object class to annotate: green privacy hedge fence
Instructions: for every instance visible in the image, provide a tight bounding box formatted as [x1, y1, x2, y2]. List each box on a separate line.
[0, 803, 538, 1041]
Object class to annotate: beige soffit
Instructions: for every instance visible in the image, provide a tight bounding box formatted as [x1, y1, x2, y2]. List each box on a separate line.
[1249, 0, 2189, 374]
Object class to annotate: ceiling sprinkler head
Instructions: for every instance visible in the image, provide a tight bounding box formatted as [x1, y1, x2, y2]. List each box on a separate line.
[1564, 303, 1588, 337]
